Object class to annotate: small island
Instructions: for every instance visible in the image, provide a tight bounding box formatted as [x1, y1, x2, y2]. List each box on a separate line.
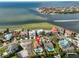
[37, 6, 79, 14]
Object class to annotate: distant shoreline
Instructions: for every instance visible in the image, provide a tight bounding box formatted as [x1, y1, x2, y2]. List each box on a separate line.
[36, 7, 79, 14]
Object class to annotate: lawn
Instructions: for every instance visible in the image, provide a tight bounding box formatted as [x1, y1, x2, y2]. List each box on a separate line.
[0, 46, 7, 58]
[0, 47, 7, 54]
[0, 22, 55, 31]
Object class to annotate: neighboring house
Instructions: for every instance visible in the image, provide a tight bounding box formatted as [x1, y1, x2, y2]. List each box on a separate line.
[64, 54, 79, 58]
[3, 43, 23, 57]
[54, 54, 61, 58]
[57, 26, 64, 35]
[4, 33, 13, 41]
[64, 48, 78, 58]
[64, 29, 73, 37]
[74, 34, 79, 40]
[72, 40, 79, 48]
[20, 40, 32, 55]
[17, 50, 29, 58]
[58, 39, 71, 49]
[44, 40, 55, 52]
[64, 46, 75, 53]
[58, 38, 76, 55]
[65, 37, 79, 48]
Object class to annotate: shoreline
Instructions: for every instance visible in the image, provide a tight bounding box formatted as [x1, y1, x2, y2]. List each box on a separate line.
[36, 7, 79, 15]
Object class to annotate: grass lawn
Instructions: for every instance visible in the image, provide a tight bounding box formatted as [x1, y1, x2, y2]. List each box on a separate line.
[0, 46, 7, 57]
[75, 48, 79, 54]
[0, 22, 55, 31]
[0, 47, 7, 54]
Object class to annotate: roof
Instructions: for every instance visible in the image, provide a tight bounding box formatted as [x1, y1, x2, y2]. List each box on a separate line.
[44, 40, 54, 51]
[6, 43, 23, 54]
[17, 50, 29, 58]
[20, 40, 32, 54]
[4, 33, 13, 40]
[59, 39, 70, 48]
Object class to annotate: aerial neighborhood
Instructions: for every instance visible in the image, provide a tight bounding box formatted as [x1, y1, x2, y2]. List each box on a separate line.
[0, 25, 78, 58]
[0, 2, 79, 58]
